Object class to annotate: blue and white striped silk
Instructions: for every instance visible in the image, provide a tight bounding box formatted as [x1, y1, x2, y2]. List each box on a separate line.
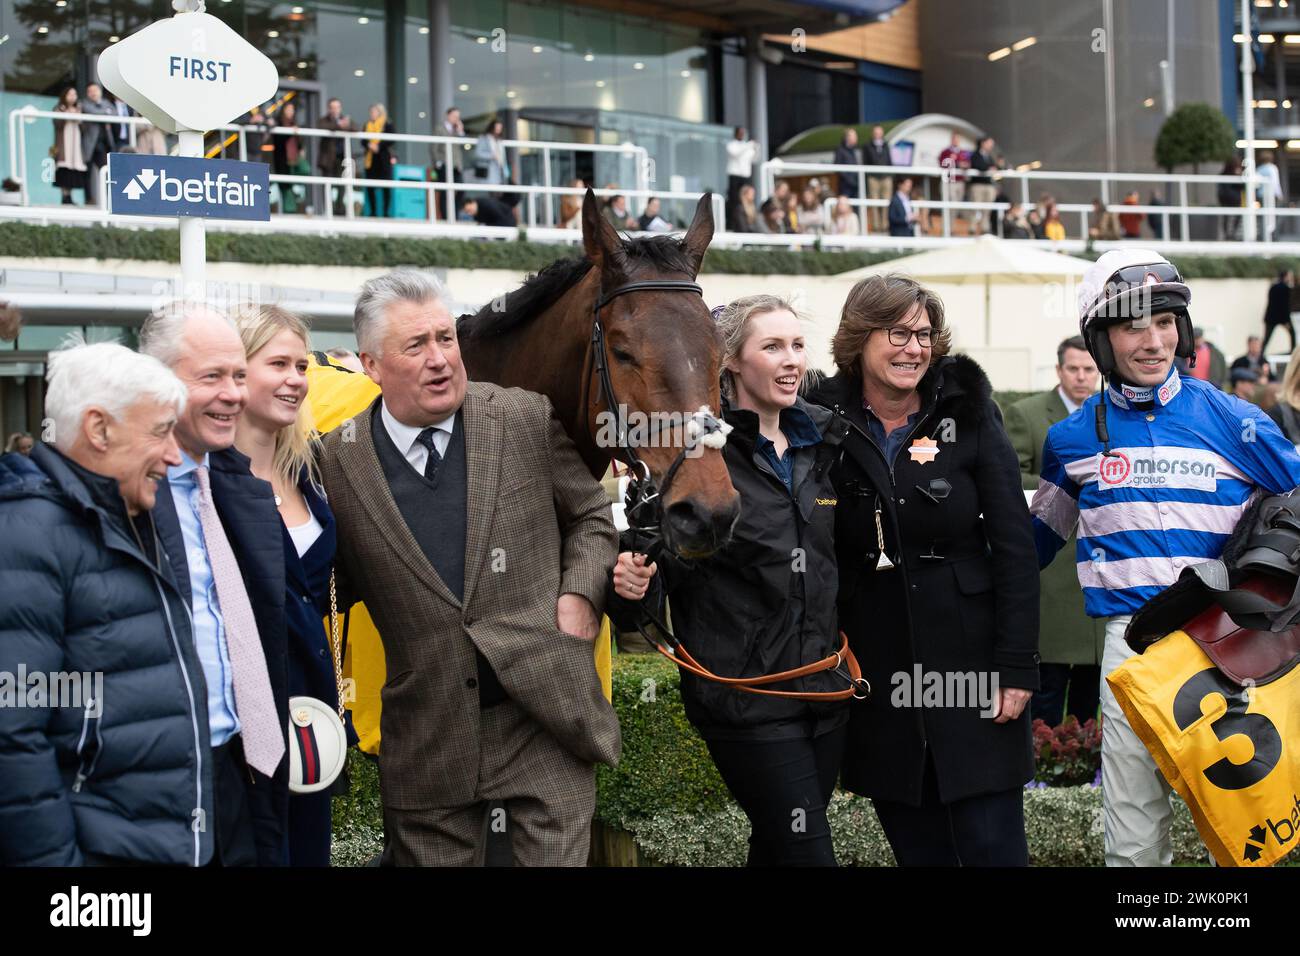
[1030, 370, 1300, 619]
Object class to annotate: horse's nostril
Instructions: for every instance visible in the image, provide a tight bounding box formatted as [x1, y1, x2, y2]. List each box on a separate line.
[665, 497, 739, 555]
[665, 501, 708, 540]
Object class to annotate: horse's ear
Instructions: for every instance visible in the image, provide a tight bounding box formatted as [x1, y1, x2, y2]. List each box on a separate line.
[682, 191, 714, 278]
[582, 188, 623, 272]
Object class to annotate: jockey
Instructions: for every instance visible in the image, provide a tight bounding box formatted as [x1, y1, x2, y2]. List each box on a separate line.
[1029, 249, 1300, 866]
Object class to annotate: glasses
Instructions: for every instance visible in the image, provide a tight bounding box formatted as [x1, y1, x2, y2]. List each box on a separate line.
[881, 326, 934, 348]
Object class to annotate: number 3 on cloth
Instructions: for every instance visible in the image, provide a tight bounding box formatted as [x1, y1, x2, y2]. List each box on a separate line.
[1171, 669, 1281, 790]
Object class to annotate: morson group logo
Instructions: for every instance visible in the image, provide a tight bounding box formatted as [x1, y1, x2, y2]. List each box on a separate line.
[1095, 447, 1219, 492]
[1098, 452, 1131, 485]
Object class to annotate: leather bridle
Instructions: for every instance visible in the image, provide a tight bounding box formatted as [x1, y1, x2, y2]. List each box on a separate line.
[591, 278, 728, 537]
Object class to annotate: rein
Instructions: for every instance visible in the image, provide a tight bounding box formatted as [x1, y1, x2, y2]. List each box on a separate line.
[591, 278, 871, 702]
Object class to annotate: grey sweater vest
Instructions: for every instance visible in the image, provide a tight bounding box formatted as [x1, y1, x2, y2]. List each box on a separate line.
[371, 405, 506, 705]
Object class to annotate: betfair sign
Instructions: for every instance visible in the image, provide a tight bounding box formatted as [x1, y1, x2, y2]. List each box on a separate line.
[108, 154, 269, 221]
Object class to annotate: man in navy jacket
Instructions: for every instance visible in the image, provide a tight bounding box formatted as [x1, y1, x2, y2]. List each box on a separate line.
[889, 176, 917, 237]
[142, 305, 290, 866]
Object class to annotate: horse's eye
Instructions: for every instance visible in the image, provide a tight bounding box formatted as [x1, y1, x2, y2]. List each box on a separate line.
[612, 348, 636, 365]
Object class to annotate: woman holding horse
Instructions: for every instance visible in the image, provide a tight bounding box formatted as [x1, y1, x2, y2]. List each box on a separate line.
[609, 293, 853, 867]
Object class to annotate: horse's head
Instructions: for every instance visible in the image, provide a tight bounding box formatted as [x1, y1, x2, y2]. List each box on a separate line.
[582, 188, 740, 558]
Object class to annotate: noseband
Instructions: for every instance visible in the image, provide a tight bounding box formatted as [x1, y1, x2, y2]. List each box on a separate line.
[591, 279, 731, 540]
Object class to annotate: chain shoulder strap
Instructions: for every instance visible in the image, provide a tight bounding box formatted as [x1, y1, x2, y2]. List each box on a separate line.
[327, 572, 346, 721]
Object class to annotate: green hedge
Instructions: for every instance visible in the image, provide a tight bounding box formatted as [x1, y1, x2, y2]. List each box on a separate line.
[594, 654, 1207, 866]
[621, 786, 1205, 867]
[331, 751, 383, 868]
[2, 220, 1295, 279]
[330, 653, 1211, 866]
[594, 653, 732, 823]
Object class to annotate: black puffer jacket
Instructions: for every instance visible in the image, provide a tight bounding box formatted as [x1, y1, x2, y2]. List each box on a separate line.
[0, 444, 215, 866]
[810, 355, 1040, 805]
[609, 397, 851, 740]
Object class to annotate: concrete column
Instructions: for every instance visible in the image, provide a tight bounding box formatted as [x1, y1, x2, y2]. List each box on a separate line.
[429, 0, 453, 122]
[385, 0, 406, 158]
[1276, 38, 1286, 126]
[745, 29, 769, 172]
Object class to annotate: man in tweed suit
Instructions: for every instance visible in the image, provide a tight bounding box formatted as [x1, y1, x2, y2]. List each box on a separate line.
[320, 270, 619, 866]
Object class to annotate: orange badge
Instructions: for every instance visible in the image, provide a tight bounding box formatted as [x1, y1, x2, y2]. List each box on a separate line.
[909, 436, 939, 464]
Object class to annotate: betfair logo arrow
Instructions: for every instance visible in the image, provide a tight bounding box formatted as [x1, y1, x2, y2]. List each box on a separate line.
[1242, 823, 1267, 862]
[121, 168, 158, 201]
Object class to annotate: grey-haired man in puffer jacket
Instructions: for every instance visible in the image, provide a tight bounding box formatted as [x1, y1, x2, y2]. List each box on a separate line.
[0, 342, 217, 866]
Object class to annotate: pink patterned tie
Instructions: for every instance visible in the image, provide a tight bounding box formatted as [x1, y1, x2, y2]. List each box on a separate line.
[194, 465, 285, 776]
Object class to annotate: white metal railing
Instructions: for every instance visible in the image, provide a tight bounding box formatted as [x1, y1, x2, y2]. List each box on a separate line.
[762, 158, 1280, 243]
[9, 197, 1300, 258]
[7, 105, 1295, 249]
[10, 106, 650, 225]
[813, 193, 1298, 243]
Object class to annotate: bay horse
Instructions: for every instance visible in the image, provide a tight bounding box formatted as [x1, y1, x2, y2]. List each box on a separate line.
[458, 188, 739, 558]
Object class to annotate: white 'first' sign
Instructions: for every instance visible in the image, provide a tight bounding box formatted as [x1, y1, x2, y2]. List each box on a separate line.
[98, 12, 279, 134]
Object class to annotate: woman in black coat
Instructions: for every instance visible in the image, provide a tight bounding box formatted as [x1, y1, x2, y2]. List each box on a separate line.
[271, 101, 308, 214]
[235, 305, 355, 866]
[808, 273, 1040, 866]
[609, 294, 852, 866]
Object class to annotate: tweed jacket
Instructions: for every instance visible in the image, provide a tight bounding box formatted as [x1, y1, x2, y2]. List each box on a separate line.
[319, 382, 620, 809]
[1003, 388, 1105, 665]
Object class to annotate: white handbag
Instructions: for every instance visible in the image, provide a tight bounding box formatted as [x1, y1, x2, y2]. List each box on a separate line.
[287, 573, 349, 795]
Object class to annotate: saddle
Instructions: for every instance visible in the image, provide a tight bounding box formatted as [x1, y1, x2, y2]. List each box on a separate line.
[1126, 490, 1300, 686]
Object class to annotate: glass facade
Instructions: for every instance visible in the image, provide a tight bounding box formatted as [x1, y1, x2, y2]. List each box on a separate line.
[0, 0, 722, 179]
[447, 1, 709, 125]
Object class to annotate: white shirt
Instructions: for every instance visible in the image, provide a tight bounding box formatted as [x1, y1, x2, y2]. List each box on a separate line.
[381, 400, 457, 476]
[287, 509, 324, 558]
[726, 139, 760, 178]
[1057, 386, 1081, 416]
[1258, 162, 1284, 201]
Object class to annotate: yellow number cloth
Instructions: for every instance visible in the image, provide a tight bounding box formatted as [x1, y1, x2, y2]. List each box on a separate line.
[1108, 631, 1300, 867]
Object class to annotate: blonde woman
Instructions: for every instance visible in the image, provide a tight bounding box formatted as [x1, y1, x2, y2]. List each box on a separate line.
[1266, 343, 1300, 446]
[363, 103, 394, 217]
[233, 305, 352, 866]
[830, 196, 860, 236]
[559, 178, 584, 229]
[609, 294, 850, 866]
